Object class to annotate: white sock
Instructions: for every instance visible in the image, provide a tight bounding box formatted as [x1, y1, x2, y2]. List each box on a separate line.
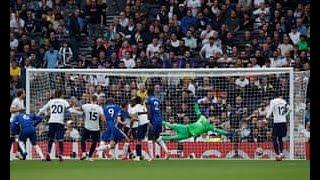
[82, 152, 87, 157]
[34, 145, 44, 159]
[123, 142, 130, 157]
[18, 141, 26, 154]
[148, 141, 154, 159]
[155, 143, 161, 157]
[96, 142, 110, 151]
[110, 148, 116, 159]
[50, 143, 55, 158]
[157, 138, 168, 154]
[98, 151, 103, 159]
[72, 142, 78, 157]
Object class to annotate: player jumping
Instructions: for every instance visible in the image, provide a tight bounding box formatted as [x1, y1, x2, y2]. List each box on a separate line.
[160, 102, 230, 141]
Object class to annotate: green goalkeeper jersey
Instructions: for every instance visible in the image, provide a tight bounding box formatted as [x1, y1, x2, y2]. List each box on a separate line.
[187, 115, 214, 136]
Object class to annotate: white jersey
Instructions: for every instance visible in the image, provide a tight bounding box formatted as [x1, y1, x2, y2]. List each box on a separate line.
[10, 97, 25, 122]
[266, 98, 289, 124]
[127, 104, 138, 128]
[131, 104, 149, 126]
[39, 98, 70, 124]
[81, 103, 103, 131]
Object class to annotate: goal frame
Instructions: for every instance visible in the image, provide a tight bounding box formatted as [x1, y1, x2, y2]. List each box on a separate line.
[25, 67, 296, 159]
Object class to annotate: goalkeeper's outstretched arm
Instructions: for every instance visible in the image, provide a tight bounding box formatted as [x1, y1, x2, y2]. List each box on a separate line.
[193, 102, 202, 119]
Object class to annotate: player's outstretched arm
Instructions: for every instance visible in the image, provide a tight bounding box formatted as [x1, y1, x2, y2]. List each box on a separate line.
[213, 127, 230, 136]
[67, 107, 83, 115]
[162, 120, 173, 129]
[193, 102, 202, 119]
[32, 114, 44, 127]
[209, 125, 230, 136]
[37, 101, 50, 116]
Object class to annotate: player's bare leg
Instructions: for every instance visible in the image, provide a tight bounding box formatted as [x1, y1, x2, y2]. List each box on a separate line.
[156, 137, 170, 159]
[147, 140, 154, 160]
[122, 141, 133, 160]
[34, 144, 45, 160]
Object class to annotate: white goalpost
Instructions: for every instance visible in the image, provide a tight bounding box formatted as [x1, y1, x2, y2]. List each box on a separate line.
[23, 68, 309, 160]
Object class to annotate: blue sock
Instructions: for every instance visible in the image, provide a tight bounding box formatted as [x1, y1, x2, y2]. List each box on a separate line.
[136, 144, 142, 157]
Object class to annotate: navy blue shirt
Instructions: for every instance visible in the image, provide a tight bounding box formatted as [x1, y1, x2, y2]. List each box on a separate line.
[10, 113, 42, 134]
[146, 96, 162, 125]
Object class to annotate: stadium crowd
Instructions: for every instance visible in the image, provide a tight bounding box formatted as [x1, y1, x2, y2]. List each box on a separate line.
[10, 0, 310, 144]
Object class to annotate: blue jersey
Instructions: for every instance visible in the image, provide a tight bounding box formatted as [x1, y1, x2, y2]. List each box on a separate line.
[10, 113, 42, 134]
[117, 110, 129, 129]
[103, 103, 121, 127]
[146, 96, 162, 124]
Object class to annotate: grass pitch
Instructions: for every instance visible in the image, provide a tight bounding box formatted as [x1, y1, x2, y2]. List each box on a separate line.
[10, 160, 309, 180]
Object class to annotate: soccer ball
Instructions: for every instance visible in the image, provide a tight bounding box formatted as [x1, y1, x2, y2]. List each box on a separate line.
[255, 148, 264, 157]
[275, 155, 282, 161]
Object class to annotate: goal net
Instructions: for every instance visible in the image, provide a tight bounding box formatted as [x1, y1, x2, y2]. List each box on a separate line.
[19, 68, 309, 160]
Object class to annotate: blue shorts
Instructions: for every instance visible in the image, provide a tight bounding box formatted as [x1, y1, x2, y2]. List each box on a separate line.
[48, 123, 65, 141]
[148, 123, 162, 140]
[101, 127, 126, 142]
[19, 128, 37, 145]
[136, 124, 148, 140]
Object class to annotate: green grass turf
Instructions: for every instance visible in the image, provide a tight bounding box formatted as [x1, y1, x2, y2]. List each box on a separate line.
[10, 160, 309, 180]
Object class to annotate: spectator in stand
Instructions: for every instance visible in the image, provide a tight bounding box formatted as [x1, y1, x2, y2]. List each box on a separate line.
[85, 0, 103, 43]
[278, 35, 294, 57]
[121, 51, 136, 68]
[225, 10, 240, 33]
[180, 9, 198, 33]
[65, 120, 80, 158]
[289, 26, 301, 45]
[43, 45, 60, 68]
[118, 40, 132, 60]
[269, 49, 287, 67]
[10, 12, 25, 33]
[10, 60, 21, 82]
[296, 34, 309, 51]
[59, 41, 73, 66]
[200, 24, 216, 45]
[10, 33, 19, 50]
[199, 37, 222, 60]
[183, 30, 197, 51]
[146, 37, 161, 58]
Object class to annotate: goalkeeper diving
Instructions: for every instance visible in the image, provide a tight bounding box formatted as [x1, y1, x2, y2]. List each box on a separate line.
[160, 102, 231, 141]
